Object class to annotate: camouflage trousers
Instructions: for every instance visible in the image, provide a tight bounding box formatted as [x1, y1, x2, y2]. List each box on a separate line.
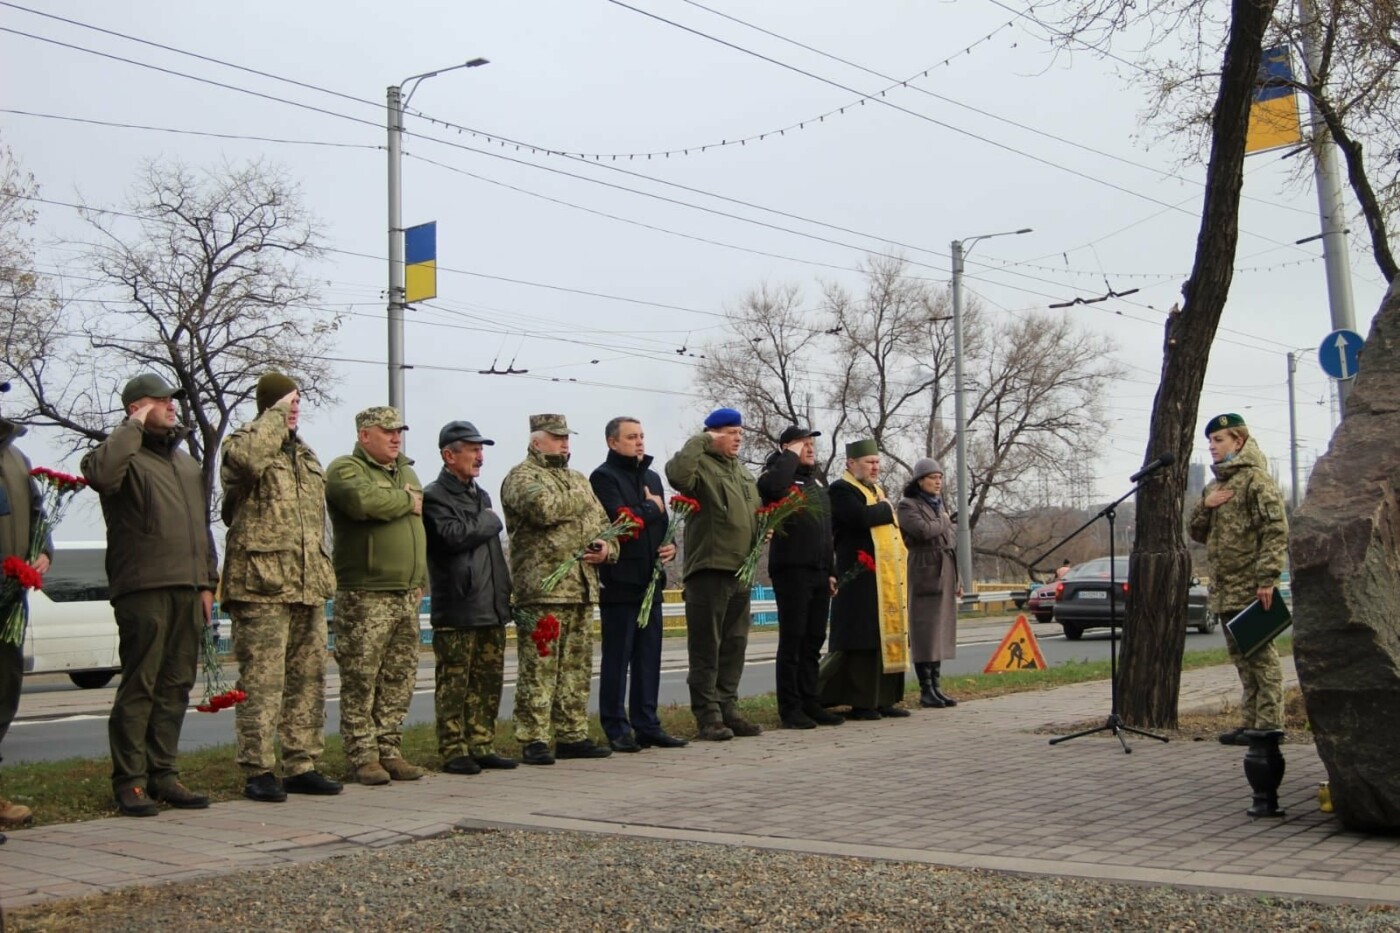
[512, 604, 593, 746]
[433, 626, 506, 760]
[228, 601, 328, 778]
[332, 590, 420, 767]
[1223, 611, 1284, 730]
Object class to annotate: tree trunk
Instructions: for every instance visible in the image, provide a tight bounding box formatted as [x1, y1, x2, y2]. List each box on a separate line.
[1119, 0, 1278, 728]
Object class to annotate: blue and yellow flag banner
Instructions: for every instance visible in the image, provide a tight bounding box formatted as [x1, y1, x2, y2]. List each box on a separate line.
[405, 221, 437, 303]
[1246, 45, 1302, 155]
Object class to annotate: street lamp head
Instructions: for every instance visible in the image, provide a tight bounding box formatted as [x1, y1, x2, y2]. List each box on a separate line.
[465, 58, 490, 67]
[1015, 227, 1033, 235]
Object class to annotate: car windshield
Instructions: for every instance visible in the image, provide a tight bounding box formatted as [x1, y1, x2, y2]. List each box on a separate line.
[42, 547, 110, 602]
[1066, 557, 1128, 581]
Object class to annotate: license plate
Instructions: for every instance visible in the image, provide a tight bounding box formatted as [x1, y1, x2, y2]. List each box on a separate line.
[1078, 591, 1107, 600]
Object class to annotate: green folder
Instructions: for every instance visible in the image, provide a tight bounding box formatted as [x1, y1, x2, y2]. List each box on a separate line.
[1224, 589, 1292, 658]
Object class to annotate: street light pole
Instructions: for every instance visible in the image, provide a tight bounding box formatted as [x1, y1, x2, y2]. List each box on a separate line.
[386, 57, 488, 416]
[950, 227, 1032, 588]
[1287, 351, 1301, 509]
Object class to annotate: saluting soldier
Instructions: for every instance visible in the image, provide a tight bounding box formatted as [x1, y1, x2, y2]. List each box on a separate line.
[221, 373, 341, 802]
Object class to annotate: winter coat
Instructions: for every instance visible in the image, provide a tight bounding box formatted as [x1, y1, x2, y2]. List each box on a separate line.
[827, 477, 896, 651]
[324, 443, 427, 592]
[756, 450, 834, 576]
[1188, 437, 1289, 613]
[500, 446, 615, 606]
[0, 420, 48, 564]
[219, 404, 336, 606]
[81, 419, 219, 600]
[664, 433, 760, 579]
[422, 468, 511, 628]
[897, 488, 959, 662]
[589, 450, 669, 605]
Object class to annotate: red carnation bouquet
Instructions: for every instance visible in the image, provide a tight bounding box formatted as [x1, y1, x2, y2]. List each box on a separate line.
[539, 507, 645, 594]
[636, 494, 700, 628]
[195, 624, 246, 713]
[736, 485, 810, 586]
[514, 609, 562, 657]
[1, 466, 89, 645]
[834, 549, 877, 593]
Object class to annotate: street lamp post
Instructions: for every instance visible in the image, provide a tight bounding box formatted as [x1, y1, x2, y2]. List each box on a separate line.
[950, 227, 1031, 588]
[387, 57, 488, 416]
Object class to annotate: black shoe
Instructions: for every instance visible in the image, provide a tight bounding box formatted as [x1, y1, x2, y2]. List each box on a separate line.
[609, 734, 642, 753]
[931, 688, 958, 708]
[877, 706, 912, 718]
[443, 755, 483, 775]
[116, 786, 160, 817]
[847, 707, 882, 721]
[284, 770, 343, 795]
[1218, 727, 1249, 746]
[152, 781, 210, 809]
[723, 717, 764, 737]
[635, 731, 689, 749]
[472, 753, 519, 770]
[243, 772, 288, 803]
[919, 685, 947, 708]
[781, 712, 817, 730]
[805, 706, 845, 726]
[555, 739, 613, 760]
[521, 742, 555, 765]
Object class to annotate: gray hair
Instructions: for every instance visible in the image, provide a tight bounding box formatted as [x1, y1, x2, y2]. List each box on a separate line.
[605, 416, 641, 440]
[528, 430, 550, 449]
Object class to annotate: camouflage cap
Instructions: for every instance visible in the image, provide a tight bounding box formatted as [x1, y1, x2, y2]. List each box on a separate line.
[121, 373, 186, 408]
[1204, 412, 1246, 437]
[356, 406, 408, 431]
[529, 413, 577, 436]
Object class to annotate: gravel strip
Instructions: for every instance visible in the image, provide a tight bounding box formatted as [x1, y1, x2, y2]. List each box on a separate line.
[8, 830, 1398, 931]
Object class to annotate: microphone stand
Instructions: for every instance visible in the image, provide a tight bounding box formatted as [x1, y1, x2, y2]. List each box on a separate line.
[1032, 478, 1169, 754]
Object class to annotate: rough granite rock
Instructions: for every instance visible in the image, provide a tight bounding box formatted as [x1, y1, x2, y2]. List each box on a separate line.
[1290, 274, 1400, 833]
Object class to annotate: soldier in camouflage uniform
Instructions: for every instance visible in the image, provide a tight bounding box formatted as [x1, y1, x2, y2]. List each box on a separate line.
[501, 414, 617, 765]
[1188, 413, 1289, 744]
[423, 420, 516, 774]
[221, 373, 342, 802]
[324, 406, 428, 785]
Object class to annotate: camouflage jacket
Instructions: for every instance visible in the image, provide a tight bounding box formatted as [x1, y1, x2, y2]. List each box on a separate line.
[500, 446, 616, 606]
[220, 403, 336, 606]
[1188, 437, 1289, 613]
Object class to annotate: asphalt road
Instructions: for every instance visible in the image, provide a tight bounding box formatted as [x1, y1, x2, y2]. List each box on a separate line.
[3, 619, 1228, 764]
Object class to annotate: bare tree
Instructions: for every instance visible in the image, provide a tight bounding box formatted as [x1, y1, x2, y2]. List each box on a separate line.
[5, 158, 343, 511]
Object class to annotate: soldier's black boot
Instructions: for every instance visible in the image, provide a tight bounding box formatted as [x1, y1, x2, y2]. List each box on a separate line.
[917, 663, 945, 708]
[930, 662, 958, 707]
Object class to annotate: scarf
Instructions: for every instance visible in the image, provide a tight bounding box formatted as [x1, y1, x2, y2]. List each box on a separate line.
[842, 470, 910, 675]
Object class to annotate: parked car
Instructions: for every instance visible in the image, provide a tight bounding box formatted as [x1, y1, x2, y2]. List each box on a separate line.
[1053, 556, 1214, 640]
[22, 542, 122, 689]
[1026, 582, 1058, 623]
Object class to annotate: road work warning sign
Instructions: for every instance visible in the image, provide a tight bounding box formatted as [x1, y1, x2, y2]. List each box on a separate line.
[983, 615, 1049, 673]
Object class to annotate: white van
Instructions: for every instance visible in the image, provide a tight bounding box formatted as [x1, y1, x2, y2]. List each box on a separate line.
[22, 541, 121, 689]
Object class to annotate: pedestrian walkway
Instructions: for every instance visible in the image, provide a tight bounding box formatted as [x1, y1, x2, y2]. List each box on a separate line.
[5, 658, 1398, 910]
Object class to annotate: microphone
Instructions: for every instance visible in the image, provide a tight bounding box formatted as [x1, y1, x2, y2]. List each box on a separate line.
[1130, 451, 1176, 482]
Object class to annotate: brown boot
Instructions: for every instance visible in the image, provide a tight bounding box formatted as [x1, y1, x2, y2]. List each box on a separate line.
[355, 762, 392, 786]
[0, 798, 33, 827]
[379, 757, 425, 781]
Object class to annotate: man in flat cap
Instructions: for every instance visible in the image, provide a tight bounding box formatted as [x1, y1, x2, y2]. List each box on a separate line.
[758, 425, 841, 730]
[501, 414, 616, 765]
[1189, 413, 1288, 745]
[665, 408, 762, 741]
[220, 373, 341, 803]
[0, 380, 52, 834]
[82, 373, 219, 816]
[423, 420, 516, 774]
[324, 406, 427, 785]
[818, 438, 911, 720]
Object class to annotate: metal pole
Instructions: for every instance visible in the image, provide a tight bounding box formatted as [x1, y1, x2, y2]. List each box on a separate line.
[1297, 0, 1357, 414]
[1287, 351, 1300, 509]
[950, 238, 974, 588]
[386, 83, 406, 414]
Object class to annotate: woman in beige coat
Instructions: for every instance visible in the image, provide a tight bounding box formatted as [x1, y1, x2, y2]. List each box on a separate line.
[897, 459, 962, 708]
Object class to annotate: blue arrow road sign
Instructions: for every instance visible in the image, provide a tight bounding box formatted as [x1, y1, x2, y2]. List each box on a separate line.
[1318, 329, 1364, 380]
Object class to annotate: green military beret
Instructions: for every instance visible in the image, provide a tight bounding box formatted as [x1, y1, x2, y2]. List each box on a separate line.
[845, 438, 879, 458]
[1204, 413, 1246, 437]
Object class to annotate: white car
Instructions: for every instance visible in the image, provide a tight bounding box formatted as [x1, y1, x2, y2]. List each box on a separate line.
[22, 541, 121, 689]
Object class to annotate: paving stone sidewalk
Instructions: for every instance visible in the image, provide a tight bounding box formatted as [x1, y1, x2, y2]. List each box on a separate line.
[4, 657, 1397, 910]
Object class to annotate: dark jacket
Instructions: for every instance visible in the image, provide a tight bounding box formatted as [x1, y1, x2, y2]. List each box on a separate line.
[80, 419, 219, 601]
[324, 443, 427, 592]
[756, 449, 833, 576]
[422, 468, 511, 629]
[590, 450, 669, 605]
[664, 433, 759, 579]
[0, 420, 50, 564]
[827, 476, 896, 652]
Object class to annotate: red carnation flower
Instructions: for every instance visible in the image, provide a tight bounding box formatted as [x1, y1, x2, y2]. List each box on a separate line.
[857, 550, 876, 572]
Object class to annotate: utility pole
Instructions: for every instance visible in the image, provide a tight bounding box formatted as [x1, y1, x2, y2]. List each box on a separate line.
[950, 227, 1031, 587]
[1287, 351, 1301, 509]
[386, 57, 489, 416]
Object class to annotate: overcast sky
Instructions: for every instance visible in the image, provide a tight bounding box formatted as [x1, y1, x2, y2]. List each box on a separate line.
[2, 0, 1387, 545]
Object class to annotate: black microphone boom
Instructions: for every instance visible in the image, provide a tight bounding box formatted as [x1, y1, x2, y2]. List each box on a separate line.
[1130, 451, 1176, 483]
